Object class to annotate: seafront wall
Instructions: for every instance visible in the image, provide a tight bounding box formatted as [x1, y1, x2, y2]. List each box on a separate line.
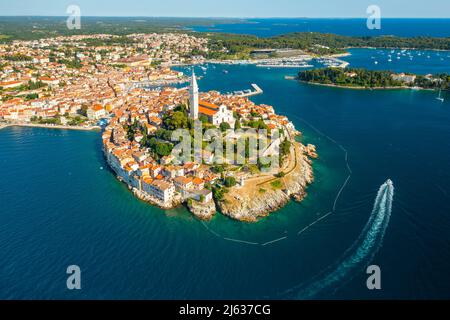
[0, 123, 101, 131]
[10, 123, 101, 131]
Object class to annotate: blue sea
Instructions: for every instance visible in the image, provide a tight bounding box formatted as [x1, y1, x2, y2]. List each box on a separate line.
[192, 18, 450, 37]
[343, 48, 450, 75]
[1, 20, 450, 300]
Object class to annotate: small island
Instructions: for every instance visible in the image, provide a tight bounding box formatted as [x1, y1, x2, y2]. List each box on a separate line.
[103, 72, 316, 222]
[298, 67, 450, 90]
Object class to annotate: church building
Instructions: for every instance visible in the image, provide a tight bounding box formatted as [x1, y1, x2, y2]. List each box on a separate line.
[189, 71, 235, 127]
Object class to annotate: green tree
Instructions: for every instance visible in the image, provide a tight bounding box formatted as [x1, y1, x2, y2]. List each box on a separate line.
[212, 186, 226, 202]
[224, 177, 237, 188]
[220, 122, 231, 132]
[79, 105, 88, 117]
[199, 115, 209, 124]
[163, 111, 188, 130]
[155, 142, 173, 157]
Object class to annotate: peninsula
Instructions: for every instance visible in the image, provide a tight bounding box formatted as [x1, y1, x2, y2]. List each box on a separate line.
[0, 32, 317, 222]
[102, 72, 316, 222]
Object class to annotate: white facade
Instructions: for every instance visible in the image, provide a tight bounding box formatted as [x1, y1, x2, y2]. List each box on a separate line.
[211, 105, 235, 126]
[148, 181, 175, 204]
[189, 71, 199, 120]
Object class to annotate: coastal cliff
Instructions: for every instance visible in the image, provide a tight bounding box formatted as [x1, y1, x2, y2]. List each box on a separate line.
[188, 200, 217, 221]
[218, 142, 314, 222]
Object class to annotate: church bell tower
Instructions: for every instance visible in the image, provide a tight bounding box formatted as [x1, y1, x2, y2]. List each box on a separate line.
[189, 71, 199, 120]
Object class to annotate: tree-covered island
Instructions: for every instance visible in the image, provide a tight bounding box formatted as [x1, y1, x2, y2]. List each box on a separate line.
[298, 68, 450, 90]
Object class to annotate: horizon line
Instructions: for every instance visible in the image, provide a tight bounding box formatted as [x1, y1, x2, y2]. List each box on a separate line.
[0, 15, 449, 19]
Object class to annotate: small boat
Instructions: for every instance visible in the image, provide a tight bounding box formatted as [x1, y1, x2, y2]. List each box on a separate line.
[374, 61, 379, 65]
[222, 70, 229, 74]
[388, 59, 392, 62]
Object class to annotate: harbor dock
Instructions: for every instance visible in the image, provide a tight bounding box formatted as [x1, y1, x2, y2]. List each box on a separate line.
[227, 84, 264, 98]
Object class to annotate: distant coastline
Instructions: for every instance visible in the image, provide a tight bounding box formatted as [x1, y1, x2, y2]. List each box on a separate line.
[0, 123, 101, 131]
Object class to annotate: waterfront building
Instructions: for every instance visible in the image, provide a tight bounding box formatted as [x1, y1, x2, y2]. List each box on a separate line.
[173, 176, 194, 191]
[193, 189, 213, 203]
[192, 177, 205, 190]
[142, 176, 155, 196]
[87, 104, 106, 120]
[148, 180, 176, 204]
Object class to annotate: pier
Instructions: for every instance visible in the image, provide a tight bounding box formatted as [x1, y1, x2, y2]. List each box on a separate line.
[227, 84, 263, 98]
[317, 57, 349, 68]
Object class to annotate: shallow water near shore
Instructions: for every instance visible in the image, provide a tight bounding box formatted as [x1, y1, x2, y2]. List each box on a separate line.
[1, 52, 450, 299]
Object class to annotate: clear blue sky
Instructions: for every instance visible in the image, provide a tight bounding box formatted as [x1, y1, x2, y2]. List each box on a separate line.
[0, 0, 449, 18]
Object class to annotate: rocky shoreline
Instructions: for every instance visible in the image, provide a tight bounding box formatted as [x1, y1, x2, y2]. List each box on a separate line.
[108, 140, 315, 223]
[218, 142, 315, 222]
[132, 186, 183, 210]
[188, 200, 216, 221]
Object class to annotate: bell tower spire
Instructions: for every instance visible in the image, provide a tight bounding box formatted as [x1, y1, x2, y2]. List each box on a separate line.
[189, 71, 199, 120]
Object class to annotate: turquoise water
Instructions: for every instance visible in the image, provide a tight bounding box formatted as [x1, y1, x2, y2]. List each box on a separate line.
[1, 50, 450, 299]
[192, 18, 450, 37]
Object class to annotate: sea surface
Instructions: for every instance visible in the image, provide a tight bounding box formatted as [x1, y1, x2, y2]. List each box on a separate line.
[343, 48, 450, 75]
[192, 18, 450, 37]
[1, 26, 450, 299]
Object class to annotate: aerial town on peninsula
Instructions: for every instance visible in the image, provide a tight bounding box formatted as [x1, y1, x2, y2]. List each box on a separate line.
[0, 33, 316, 222]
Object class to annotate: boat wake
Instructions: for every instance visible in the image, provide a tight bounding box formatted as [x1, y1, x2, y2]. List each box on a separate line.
[284, 179, 394, 299]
